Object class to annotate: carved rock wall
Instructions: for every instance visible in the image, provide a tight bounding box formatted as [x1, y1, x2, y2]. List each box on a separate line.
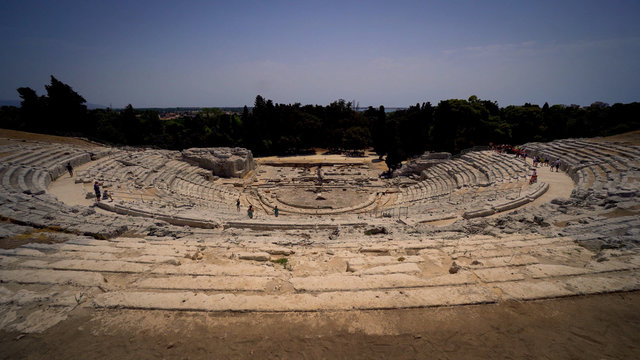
[394, 152, 451, 177]
[182, 147, 256, 178]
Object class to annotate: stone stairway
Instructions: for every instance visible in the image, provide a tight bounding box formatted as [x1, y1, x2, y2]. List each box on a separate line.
[2, 230, 639, 332]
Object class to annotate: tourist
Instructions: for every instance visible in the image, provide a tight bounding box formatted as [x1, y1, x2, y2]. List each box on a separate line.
[236, 198, 241, 212]
[554, 159, 561, 172]
[247, 205, 254, 219]
[529, 169, 537, 184]
[274, 205, 279, 217]
[93, 181, 101, 201]
[102, 189, 113, 201]
[66, 162, 73, 177]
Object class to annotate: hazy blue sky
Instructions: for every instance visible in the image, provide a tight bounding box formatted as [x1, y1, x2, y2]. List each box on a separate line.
[1, 0, 639, 108]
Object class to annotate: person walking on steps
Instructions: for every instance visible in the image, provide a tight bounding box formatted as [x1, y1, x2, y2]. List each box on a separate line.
[66, 162, 73, 177]
[247, 205, 254, 219]
[274, 205, 279, 217]
[529, 169, 538, 184]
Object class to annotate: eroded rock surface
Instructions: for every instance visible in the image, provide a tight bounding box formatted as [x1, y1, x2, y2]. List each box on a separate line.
[182, 147, 255, 178]
[395, 152, 452, 177]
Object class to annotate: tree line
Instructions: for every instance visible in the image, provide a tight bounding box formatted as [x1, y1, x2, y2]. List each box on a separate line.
[1, 76, 639, 170]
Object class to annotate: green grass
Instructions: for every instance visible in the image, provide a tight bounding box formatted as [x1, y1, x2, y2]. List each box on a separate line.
[271, 257, 291, 270]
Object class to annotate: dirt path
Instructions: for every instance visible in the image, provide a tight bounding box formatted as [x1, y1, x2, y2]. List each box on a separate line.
[1, 292, 639, 359]
[47, 162, 96, 207]
[518, 159, 574, 210]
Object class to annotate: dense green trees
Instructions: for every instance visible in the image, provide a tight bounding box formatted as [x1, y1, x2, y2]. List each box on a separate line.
[1, 77, 639, 170]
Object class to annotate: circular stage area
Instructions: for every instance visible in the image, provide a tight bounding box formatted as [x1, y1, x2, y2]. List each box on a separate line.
[273, 187, 372, 210]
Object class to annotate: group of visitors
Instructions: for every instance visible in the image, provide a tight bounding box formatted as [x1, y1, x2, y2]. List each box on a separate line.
[491, 144, 514, 154]
[93, 181, 113, 202]
[532, 155, 549, 167]
[491, 144, 563, 176]
[531, 155, 562, 172]
[514, 148, 528, 161]
[529, 155, 562, 184]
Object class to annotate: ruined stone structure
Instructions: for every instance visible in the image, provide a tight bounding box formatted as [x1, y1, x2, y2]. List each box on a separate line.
[0, 134, 639, 334]
[394, 152, 452, 177]
[182, 147, 255, 178]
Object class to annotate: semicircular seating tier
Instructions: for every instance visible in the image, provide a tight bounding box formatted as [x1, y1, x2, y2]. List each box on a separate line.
[3, 135, 640, 326]
[522, 138, 640, 202]
[389, 150, 548, 221]
[0, 140, 157, 238]
[3, 136, 638, 233]
[74, 148, 242, 227]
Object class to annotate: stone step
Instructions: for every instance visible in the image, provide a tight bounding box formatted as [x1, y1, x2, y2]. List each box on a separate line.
[495, 270, 640, 300]
[466, 254, 539, 268]
[473, 267, 526, 282]
[132, 275, 274, 291]
[358, 262, 422, 275]
[291, 273, 432, 292]
[92, 285, 498, 312]
[20, 250, 186, 265]
[346, 256, 424, 272]
[151, 263, 280, 277]
[0, 287, 80, 307]
[525, 264, 593, 278]
[20, 259, 151, 273]
[0, 269, 105, 287]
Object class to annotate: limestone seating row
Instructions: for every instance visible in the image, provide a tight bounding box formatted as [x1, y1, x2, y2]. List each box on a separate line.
[79, 150, 239, 209]
[523, 140, 636, 174]
[0, 191, 136, 238]
[0, 142, 152, 237]
[2, 232, 639, 313]
[563, 214, 640, 233]
[170, 170, 238, 204]
[437, 160, 478, 188]
[565, 138, 640, 160]
[77, 149, 169, 185]
[399, 151, 527, 206]
[425, 163, 460, 191]
[442, 159, 490, 188]
[461, 151, 528, 183]
[484, 151, 530, 179]
[96, 201, 221, 229]
[411, 183, 491, 215]
[399, 171, 458, 204]
[575, 162, 627, 196]
[137, 156, 184, 187]
[462, 182, 549, 219]
[0, 144, 61, 165]
[76, 152, 125, 181]
[400, 168, 456, 203]
[77, 151, 142, 184]
[1, 143, 95, 176]
[133, 157, 239, 203]
[551, 141, 632, 173]
[0, 147, 94, 195]
[524, 142, 605, 185]
[523, 139, 640, 199]
[530, 140, 634, 179]
[2, 146, 69, 169]
[395, 179, 529, 218]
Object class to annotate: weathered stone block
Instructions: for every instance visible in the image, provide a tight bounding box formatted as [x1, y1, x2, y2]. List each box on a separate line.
[182, 147, 256, 178]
